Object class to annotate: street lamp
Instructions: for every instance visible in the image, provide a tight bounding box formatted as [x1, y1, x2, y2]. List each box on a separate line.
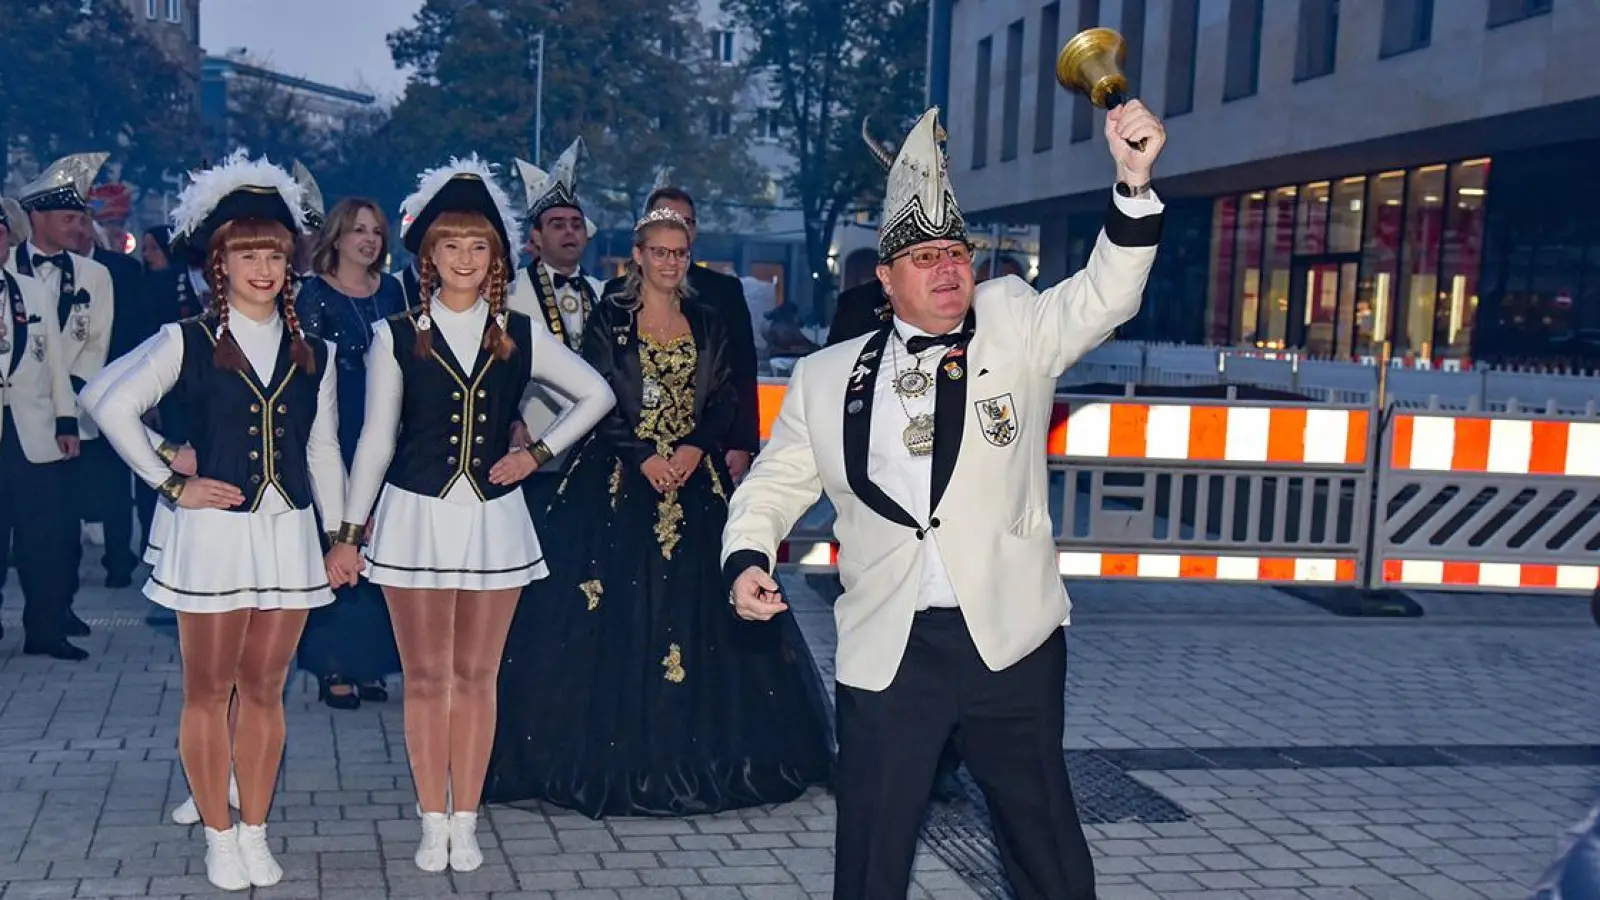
[529, 32, 545, 165]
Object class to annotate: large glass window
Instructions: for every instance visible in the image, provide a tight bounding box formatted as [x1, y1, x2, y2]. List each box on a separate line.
[1399, 164, 1446, 357]
[1231, 192, 1265, 346]
[1295, 181, 1329, 254]
[1206, 196, 1238, 344]
[1434, 159, 1487, 358]
[1357, 171, 1405, 358]
[1329, 176, 1365, 253]
[1260, 187, 1297, 348]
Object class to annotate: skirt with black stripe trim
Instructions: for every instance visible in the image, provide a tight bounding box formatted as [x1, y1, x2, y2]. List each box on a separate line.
[143, 505, 334, 613]
[363, 484, 547, 592]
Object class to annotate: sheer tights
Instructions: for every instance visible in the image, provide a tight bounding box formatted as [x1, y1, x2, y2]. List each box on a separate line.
[176, 608, 309, 830]
[384, 587, 520, 815]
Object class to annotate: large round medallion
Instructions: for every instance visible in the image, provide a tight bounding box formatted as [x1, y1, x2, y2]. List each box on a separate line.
[893, 367, 933, 399]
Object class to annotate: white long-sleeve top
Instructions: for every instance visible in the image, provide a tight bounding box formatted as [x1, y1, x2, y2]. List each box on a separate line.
[341, 299, 616, 527]
[86, 309, 346, 524]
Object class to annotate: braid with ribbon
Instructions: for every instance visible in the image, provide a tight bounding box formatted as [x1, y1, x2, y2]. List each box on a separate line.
[206, 250, 248, 372]
[412, 254, 438, 358]
[281, 276, 317, 374]
[480, 255, 516, 360]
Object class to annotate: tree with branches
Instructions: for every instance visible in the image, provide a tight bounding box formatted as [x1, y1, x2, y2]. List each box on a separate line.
[720, 0, 927, 308]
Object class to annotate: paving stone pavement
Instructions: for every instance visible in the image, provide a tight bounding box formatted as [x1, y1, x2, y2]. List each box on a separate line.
[1, 557, 1597, 899]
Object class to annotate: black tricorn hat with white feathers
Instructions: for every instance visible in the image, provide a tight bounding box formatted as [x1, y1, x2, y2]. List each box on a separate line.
[169, 150, 310, 262]
[399, 155, 522, 268]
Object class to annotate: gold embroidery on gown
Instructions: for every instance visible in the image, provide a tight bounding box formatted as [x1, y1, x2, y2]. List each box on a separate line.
[579, 579, 603, 611]
[637, 333, 696, 560]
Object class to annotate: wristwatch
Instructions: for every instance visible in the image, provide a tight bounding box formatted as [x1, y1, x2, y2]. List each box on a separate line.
[1116, 181, 1152, 199]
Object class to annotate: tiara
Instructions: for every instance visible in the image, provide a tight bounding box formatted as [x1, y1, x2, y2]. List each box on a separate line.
[634, 206, 687, 230]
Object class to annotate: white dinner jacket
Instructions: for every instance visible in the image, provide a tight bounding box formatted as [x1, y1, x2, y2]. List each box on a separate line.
[722, 198, 1163, 691]
[5, 243, 114, 439]
[0, 270, 80, 463]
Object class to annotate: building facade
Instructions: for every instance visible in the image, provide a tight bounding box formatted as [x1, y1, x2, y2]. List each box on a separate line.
[934, 0, 1600, 364]
[123, 0, 202, 71]
[200, 49, 378, 158]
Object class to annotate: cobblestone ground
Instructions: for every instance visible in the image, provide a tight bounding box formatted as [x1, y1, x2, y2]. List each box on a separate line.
[1, 554, 1596, 899]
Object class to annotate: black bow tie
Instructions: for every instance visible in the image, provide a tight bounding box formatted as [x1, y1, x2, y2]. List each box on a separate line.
[32, 252, 69, 270]
[551, 272, 578, 290]
[904, 332, 968, 355]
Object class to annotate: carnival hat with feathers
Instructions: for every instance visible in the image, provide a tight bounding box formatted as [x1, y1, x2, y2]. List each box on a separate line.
[400, 154, 521, 266]
[291, 160, 326, 230]
[865, 108, 967, 260]
[169, 149, 310, 263]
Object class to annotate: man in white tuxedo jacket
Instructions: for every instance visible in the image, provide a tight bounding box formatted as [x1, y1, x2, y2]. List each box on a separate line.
[722, 103, 1167, 900]
[3, 152, 114, 653]
[0, 259, 85, 659]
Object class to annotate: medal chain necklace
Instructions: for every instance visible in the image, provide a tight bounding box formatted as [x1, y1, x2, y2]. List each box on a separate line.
[889, 335, 937, 457]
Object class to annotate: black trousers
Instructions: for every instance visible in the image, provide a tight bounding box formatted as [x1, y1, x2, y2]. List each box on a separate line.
[0, 416, 73, 642]
[66, 438, 137, 586]
[833, 611, 1095, 900]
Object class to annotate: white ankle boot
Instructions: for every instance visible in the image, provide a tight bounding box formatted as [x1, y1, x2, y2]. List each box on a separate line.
[448, 811, 483, 872]
[415, 812, 450, 872]
[172, 773, 241, 825]
[235, 823, 283, 887]
[203, 826, 250, 891]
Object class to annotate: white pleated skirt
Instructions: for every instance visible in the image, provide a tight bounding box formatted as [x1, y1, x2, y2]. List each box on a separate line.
[144, 505, 334, 613]
[143, 499, 174, 566]
[362, 485, 547, 592]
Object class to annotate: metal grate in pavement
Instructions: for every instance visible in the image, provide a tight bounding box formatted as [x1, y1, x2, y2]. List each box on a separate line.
[920, 751, 1191, 900]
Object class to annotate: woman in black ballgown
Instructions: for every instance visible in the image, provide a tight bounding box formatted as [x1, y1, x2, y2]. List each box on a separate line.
[483, 207, 832, 819]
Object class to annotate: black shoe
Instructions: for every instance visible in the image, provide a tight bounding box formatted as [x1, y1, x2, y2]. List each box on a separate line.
[23, 638, 89, 661]
[357, 680, 389, 703]
[105, 572, 133, 589]
[318, 676, 361, 710]
[63, 613, 91, 637]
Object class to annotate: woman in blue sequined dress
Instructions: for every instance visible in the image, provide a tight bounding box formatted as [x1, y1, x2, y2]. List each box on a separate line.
[294, 198, 407, 709]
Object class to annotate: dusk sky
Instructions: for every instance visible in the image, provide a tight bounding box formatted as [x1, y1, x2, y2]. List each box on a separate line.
[200, 0, 424, 100]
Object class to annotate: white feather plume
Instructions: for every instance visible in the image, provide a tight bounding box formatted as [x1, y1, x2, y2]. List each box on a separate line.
[169, 148, 309, 238]
[400, 154, 523, 256]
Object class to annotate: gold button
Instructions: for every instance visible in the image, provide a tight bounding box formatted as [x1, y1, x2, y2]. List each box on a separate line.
[249, 403, 261, 413]
[273, 427, 285, 437]
[248, 451, 259, 461]
[449, 435, 459, 445]
[471, 458, 482, 467]
[272, 450, 282, 460]
[276, 404, 287, 414]
[476, 390, 486, 399]
[451, 391, 462, 401]
[249, 474, 262, 484]
[451, 413, 461, 423]
[474, 435, 484, 444]
[476, 413, 487, 423]
[248, 426, 260, 436]
[447, 456, 458, 466]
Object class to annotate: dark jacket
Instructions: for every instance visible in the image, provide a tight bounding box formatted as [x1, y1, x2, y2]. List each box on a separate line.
[603, 263, 759, 452]
[94, 247, 149, 361]
[827, 280, 891, 346]
[581, 297, 737, 468]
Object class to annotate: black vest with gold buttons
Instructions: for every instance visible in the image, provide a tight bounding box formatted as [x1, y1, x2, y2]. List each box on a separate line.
[382, 310, 533, 502]
[175, 317, 326, 512]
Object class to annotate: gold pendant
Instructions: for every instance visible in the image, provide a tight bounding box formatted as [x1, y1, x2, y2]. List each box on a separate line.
[903, 413, 935, 457]
[559, 294, 580, 313]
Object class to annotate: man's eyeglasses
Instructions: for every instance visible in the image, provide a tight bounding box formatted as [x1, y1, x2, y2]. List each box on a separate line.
[889, 244, 974, 269]
[644, 246, 689, 262]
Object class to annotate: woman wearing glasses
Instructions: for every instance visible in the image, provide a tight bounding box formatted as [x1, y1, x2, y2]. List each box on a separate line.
[483, 207, 832, 819]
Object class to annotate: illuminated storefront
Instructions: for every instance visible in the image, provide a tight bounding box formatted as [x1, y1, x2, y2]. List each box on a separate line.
[1203, 159, 1488, 362]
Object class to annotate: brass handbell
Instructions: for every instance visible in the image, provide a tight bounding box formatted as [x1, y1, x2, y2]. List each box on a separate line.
[1056, 27, 1147, 152]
